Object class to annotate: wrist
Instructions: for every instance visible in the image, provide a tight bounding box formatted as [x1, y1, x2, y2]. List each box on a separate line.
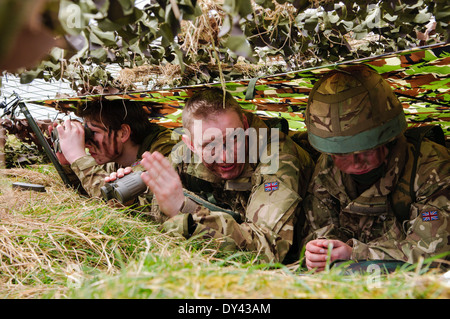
[179, 196, 199, 214]
[164, 197, 184, 218]
[165, 195, 198, 219]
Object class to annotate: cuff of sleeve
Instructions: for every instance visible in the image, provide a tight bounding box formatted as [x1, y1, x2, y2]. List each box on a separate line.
[160, 213, 197, 239]
[71, 155, 97, 171]
[347, 238, 369, 260]
[179, 196, 199, 214]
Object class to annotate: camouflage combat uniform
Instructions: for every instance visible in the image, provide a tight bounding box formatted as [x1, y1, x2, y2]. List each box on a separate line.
[303, 134, 450, 263]
[153, 112, 314, 263]
[67, 125, 175, 200]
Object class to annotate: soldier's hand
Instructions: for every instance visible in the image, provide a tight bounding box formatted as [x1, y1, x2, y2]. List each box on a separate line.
[140, 151, 185, 218]
[305, 239, 352, 272]
[105, 167, 132, 183]
[56, 119, 87, 164]
[49, 122, 71, 165]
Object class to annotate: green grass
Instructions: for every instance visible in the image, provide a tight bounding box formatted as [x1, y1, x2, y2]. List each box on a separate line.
[0, 165, 448, 299]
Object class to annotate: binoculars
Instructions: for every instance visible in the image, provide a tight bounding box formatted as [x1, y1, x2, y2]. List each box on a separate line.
[51, 124, 93, 153]
[100, 171, 148, 204]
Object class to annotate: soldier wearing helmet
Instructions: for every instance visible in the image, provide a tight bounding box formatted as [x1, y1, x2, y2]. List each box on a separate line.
[302, 65, 450, 271]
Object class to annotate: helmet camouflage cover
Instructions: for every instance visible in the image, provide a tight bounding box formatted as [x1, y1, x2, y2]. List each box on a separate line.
[305, 65, 407, 154]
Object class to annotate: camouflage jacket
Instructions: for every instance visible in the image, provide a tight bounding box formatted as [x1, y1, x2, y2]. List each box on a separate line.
[154, 113, 314, 263]
[68, 125, 175, 200]
[303, 134, 450, 264]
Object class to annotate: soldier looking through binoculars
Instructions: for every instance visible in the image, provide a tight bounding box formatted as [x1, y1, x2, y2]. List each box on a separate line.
[49, 98, 176, 202]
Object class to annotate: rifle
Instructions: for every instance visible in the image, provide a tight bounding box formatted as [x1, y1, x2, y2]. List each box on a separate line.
[0, 92, 73, 187]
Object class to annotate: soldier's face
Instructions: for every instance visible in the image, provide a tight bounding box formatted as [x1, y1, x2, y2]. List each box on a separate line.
[331, 145, 388, 175]
[84, 120, 123, 165]
[188, 110, 249, 180]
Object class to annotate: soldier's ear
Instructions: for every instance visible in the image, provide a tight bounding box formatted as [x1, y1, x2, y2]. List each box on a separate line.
[181, 134, 197, 154]
[119, 124, 132, 143]
[242, 114, 249, 130]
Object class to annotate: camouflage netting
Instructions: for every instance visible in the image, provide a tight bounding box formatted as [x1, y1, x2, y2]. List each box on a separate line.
[31, 43, 450, 141]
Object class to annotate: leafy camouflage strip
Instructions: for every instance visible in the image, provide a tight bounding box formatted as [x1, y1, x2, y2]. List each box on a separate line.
[31, 43, 450, 140]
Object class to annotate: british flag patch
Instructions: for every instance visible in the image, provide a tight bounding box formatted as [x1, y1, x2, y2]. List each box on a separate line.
[422, 211, 439, 222]
[264, 182, 279, 192]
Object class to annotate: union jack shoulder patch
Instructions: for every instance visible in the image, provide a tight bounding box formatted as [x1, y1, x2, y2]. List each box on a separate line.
[422, 211, 439, 222]
[131, 160, 141, 167]
[264, 182, 279, 192]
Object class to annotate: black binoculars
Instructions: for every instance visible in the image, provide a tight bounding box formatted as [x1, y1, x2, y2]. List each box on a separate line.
[100, 171, 148, 204]
[51, 124, 93, 153]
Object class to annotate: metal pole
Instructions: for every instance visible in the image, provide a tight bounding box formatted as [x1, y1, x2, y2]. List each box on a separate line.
[17, 101, 73, 187]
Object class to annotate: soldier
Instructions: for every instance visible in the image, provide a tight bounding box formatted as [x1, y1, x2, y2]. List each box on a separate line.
[136, 87, 314, 263]
[52, 98, 175, 201]
[302, 65, 450, 271]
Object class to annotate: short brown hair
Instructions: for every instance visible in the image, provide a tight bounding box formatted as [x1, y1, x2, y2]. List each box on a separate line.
[76, 98, 155, 145]
[182, 87, 243, 130]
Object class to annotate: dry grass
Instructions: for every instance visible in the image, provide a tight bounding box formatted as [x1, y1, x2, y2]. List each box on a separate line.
[0, 165, 449, 299]
[0, 166, 160, 297]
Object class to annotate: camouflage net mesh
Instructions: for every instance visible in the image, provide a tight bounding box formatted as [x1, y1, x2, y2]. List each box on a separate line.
[23, 43, 450, 143]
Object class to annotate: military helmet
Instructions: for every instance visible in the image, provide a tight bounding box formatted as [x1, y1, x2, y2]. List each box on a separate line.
[305, 65, 407, 154]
